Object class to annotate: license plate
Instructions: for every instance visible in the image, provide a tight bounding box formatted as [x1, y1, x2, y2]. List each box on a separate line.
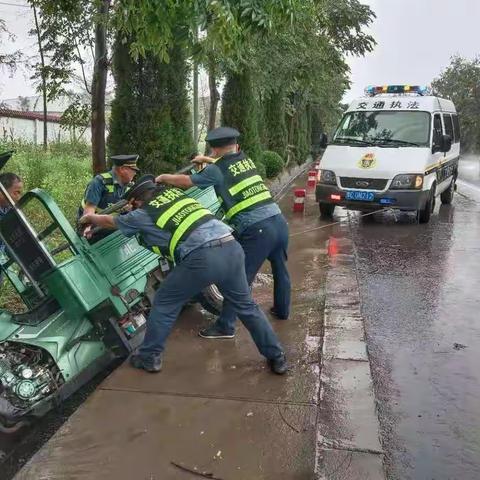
[345, 190, 375, 201]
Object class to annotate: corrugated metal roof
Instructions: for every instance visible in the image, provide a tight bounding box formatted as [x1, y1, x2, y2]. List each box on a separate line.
[0, 109, 63, 123]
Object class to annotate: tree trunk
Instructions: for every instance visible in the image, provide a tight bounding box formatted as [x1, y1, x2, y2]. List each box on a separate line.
[32, 5, 48, 151]
[91, 0, 110, 174]
[207, 57, 220, 132]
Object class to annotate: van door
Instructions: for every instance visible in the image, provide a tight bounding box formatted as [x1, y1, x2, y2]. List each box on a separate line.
[437, 113, 458, 192]
[429, 113, 444, 192]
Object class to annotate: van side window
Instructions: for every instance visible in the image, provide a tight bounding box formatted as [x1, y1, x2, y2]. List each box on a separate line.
[432, 114, 443, 151]
[443, 114, 454, 140]
[452, 115, 461, 143]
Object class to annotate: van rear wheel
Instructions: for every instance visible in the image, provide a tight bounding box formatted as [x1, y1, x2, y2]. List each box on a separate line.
[319, 203, 335, 218]
[440, 179, 455, 205]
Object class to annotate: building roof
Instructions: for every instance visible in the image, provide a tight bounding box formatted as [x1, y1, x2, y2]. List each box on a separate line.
[0, 109, 63, 123]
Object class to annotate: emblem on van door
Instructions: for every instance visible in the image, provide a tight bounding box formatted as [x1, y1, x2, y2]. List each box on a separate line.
[358, 153, 377, 169]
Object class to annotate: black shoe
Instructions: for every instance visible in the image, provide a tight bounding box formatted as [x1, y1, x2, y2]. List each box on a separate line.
[130, 354, 162, 373]
[198, 325, 235, 339]
[270, 307, 289, 320]
[268, 354, 288, 375]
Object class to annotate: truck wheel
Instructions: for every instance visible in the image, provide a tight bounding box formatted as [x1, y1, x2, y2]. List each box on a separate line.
[440, 179, 455, 205]
[319, 203, 335, 218]
[198, 285, 223, 315]
[418, 186, 435, 224]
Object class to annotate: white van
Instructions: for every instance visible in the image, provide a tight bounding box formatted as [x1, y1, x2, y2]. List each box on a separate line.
[316, 85, 460, 223]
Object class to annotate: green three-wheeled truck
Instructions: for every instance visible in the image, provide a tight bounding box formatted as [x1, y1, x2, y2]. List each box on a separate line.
[0, 152, 222, 432]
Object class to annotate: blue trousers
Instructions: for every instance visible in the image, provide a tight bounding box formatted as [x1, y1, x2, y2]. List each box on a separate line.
[215, 214, 291, 335]
[139, 240, 284, 361]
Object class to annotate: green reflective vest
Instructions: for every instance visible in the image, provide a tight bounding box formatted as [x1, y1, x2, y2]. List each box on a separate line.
[213, 152, 274, 221]
[144, 186, 214, 260]
[79, 172, 132, 215]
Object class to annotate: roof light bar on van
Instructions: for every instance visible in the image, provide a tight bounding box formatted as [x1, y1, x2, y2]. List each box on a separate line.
[364, 85, 429, 97]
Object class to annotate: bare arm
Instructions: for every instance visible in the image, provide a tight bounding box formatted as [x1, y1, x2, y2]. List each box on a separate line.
[155, 174, 193, 189]
[79, 214, 117, 230]
[191, 154, 215, 165]
[81, 203, 97, 216]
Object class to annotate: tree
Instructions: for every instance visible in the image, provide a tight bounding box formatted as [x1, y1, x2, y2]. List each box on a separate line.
[250, 0, 374, 163]
[0, 19, 21, 74]
[26, 0, 105, 168]
[108, 36, 192, 173]
[31, 3, 48, 149]
[18, 96, 31, 111]
[432, 56, 480, 152]
[91, 0, 110, 173]
[221, 70, 261, 160]
[262, 91, 288, 158]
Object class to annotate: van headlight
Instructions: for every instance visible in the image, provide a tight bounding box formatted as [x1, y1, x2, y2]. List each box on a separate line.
[318, 169, 337, 185]
[390, 174, 423, 190]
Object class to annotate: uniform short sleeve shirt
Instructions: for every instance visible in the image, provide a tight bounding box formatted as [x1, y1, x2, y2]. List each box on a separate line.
[84, 170, 128, 207]
[115, 209, 232, 260]
[190, 158, 280, 234]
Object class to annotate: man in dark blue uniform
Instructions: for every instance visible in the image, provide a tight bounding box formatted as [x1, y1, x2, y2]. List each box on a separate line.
[80, 175, 288, 375]
[78, 155, 139, 236]
[156, 127, 291, 340]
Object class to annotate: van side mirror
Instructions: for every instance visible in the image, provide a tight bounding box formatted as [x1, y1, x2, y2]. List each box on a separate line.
[441, 134, 452, 153]
[319, 133, 328, 149]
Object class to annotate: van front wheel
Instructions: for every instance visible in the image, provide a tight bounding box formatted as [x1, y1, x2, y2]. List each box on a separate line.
[418, 186, 435, 224]
[440, 179, 455, 205]
[319, 203, 335, 218]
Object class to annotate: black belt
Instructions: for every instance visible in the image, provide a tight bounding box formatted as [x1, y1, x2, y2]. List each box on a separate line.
[201, 235, 235, 249]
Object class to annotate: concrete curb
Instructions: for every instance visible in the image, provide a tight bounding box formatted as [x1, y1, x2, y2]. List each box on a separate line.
[269, 157, 313, 200]
[315, 239, 386, 480]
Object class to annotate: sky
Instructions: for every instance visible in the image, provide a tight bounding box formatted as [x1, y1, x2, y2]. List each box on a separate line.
[345, 0, 479, 102]
[0, 0, 479, 102]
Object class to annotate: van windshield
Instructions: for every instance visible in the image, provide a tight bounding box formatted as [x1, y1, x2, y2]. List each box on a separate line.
[332, 111, 431, 147]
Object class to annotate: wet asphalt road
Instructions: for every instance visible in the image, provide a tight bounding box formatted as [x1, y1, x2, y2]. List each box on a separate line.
[347, 157, 480, 479]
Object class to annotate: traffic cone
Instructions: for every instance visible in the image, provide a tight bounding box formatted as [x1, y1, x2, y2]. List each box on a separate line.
[293, 188, 306, 213]
[307, 170, 317, 189]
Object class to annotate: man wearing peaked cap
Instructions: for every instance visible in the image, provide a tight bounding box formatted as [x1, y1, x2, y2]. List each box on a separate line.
[79, 173, 288, 375]
[156, 126, 292, 339]
[205, 127, 241, 147]
[77, 154, 140, 235]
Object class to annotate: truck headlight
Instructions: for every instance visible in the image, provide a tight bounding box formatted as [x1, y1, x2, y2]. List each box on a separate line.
[318, 169, 337, 185]
[390, 174, 423, 190]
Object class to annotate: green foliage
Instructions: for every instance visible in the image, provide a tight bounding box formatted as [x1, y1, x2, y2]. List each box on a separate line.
[254, 159, 267, 179]
[0, 19, 21, 73]
[0, 141, 91, 222]
[108, 37, 193, 173]
[115, 0, 299, 63]
[221, 70, 261, 160]
[432, 55, 480, 152]
[261, 150, 285, 179]
[262, 91, 288, 158]
[294, 106, 310, 165]
[26, 0, 95, 101]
